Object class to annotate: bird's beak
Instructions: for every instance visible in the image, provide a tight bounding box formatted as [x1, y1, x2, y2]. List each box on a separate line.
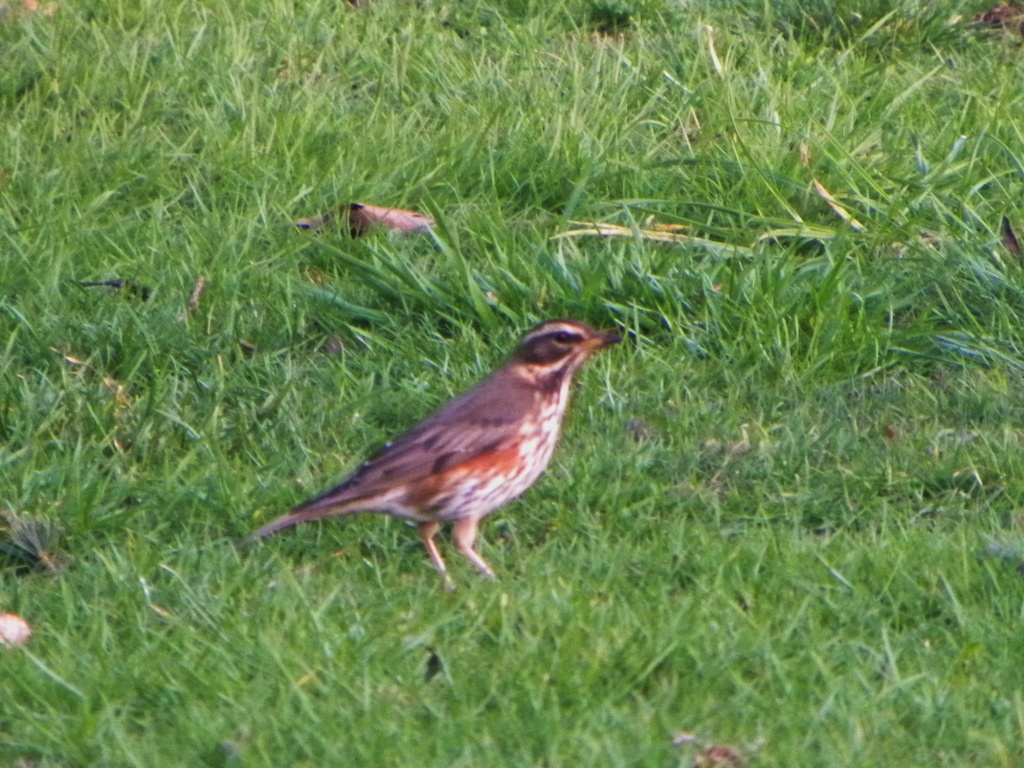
[587, 330, 622, 350]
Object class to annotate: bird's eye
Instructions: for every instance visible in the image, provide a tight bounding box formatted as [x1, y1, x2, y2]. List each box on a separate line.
[552, 331, 578, 344]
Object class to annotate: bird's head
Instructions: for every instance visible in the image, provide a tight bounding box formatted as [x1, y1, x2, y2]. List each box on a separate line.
[509, 319, 621, 383]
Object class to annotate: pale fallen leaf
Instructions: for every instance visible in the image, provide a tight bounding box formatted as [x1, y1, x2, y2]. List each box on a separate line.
[702, 24, 723, 76]
[348, 203, 433, 235]
[50, 347, 86, 366]
[0, 613, 31, 646]
[188, 275, 207, 313]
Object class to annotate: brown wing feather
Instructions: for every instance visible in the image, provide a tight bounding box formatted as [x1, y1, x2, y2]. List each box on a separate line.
[246, 367, 538, 541]
[308, 371, 536, 504]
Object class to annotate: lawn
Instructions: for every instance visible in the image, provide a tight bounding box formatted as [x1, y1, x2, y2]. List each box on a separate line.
[3, 0, 1024, 765]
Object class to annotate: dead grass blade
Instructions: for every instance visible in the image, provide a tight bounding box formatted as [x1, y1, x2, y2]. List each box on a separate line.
[812, 179, 866, 232]
[553, 221, 752, 256]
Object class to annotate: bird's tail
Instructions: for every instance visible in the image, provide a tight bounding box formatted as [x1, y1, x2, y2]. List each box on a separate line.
[241, 502, 358, 547]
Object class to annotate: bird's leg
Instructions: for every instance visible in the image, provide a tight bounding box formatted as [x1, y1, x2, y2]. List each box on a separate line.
[417, 521, 447, 571]
[418, 521, 455, 591]
[453, 516, 496, 580]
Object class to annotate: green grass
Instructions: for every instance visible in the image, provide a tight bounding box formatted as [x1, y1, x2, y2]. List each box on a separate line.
[3, 0, 1024, 764]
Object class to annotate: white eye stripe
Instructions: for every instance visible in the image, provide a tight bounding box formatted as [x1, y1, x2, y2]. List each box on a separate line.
[527, 330, 586, 347]
[523, 322, 590, 343]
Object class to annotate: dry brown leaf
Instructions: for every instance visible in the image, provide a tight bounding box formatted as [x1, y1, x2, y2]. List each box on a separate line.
[187, 275, 207, 313]
[974, 3, 1024, 34]
[693, 744, 745, 768]
[349, 204, 433, 235]
[297, 203, 434, 237]
[1001, 215, 1020, 256]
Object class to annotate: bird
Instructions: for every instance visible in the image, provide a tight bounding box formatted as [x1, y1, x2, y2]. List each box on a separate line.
[246, 319, 621, 583]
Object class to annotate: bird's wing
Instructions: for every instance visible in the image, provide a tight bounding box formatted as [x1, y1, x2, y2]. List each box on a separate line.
[292, 371, 538, 514]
